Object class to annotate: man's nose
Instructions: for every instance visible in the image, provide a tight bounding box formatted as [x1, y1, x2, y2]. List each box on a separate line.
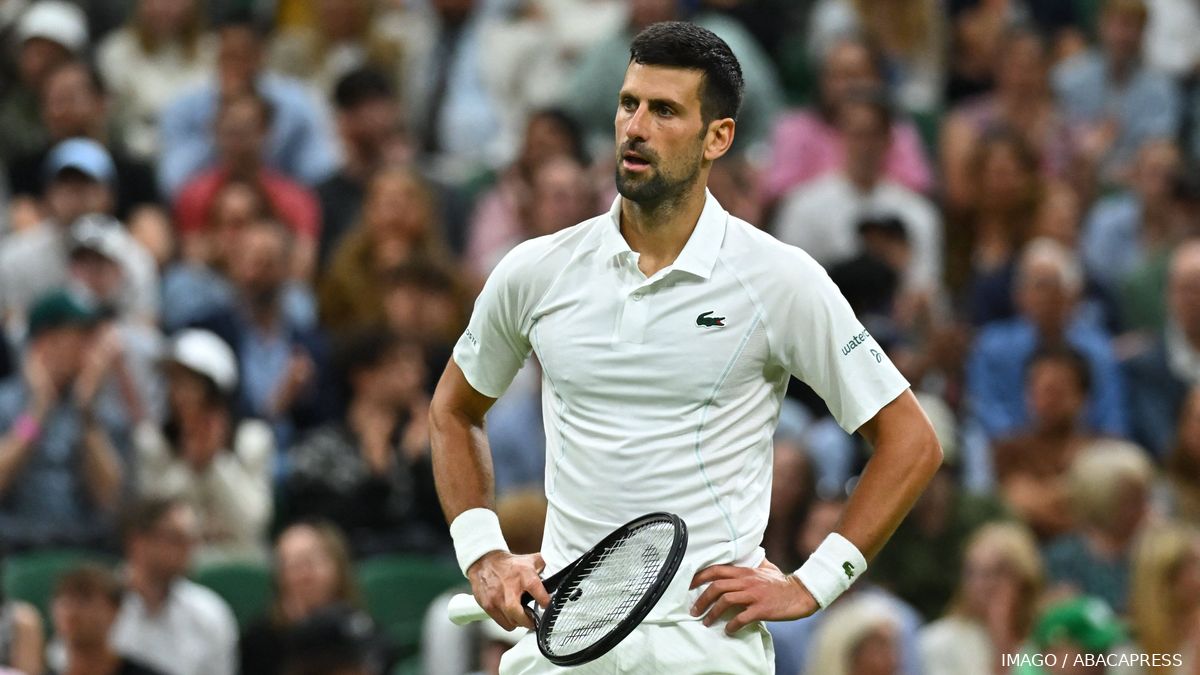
[622, 104, 649, 142]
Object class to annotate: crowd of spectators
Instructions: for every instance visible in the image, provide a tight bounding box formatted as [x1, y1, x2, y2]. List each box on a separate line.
[2, 0, 1200, 673]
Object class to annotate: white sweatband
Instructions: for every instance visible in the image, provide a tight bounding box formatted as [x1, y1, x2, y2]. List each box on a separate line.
[793, 532, 868, 609]
[450, 508, 510, 576]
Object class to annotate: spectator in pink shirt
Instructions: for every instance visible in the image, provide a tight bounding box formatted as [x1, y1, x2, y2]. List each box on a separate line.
[762, 36, 933, 207]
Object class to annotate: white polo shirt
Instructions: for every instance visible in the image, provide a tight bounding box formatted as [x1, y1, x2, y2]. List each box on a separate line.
[454, 191, 909, 622]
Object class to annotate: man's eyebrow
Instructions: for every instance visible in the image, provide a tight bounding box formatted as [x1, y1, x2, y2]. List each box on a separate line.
[618, 92, 686, 109]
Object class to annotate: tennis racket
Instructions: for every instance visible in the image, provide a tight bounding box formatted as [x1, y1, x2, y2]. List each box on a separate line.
[447, 511, 688, 666]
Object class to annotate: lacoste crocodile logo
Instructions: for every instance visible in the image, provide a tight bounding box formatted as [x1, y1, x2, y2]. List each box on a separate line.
[843, 562, 855, 579]
[696, 311, 725, 328]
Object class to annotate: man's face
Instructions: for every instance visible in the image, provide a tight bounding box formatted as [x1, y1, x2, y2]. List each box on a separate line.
[1016, 260, 1075, 333]
[1101, 9, 1145, 63]
[18, 37, 71, 89]
[1026, 359, 1086, 429]
[52, 590, 118, 650]
[46, 171, 113, 225]
[216, 26, 262, 95]
[840, 103, 889, 181]
[228, 224, 287, 305]
[997, 35, 1045, 96]
[70, 250, 124, 303]
[216, 99, 267, 169]
[614, 63, 708, 207]
[821, 42, 879, 109]
[34, 325, 91, 385]
[131, 505, 198, 581]
[42, 65, 103, 140]
[339, 97, 400, 156]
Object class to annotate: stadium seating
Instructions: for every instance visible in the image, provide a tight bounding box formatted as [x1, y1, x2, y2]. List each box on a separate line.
[356, 555, 466, 658]
[192, 560, 274, 628]
[2, 549, 118, 634]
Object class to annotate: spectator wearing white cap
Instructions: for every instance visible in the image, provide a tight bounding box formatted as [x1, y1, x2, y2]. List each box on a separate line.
[0, 138, 161, 336]
[0, 0, 87, 164]
[133, 328, 274, 565]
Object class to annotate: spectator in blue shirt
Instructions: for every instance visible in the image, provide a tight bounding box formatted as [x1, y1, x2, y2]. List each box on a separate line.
[0, 289, 130, 552]
[156, 12, 338, 198]
[967, 238, 1128, 440]
[1051, 0, 1181, 186]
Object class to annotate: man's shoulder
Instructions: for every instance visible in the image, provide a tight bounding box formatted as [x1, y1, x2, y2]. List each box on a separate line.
[489, 216, 604, 282]
[174, 578, 237, 625]
[721, 218, 832, 290]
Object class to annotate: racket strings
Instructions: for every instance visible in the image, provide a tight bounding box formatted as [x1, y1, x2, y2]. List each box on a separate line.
[544, 522, 677, 654]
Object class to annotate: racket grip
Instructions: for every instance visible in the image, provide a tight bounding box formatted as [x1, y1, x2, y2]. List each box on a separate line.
[447, 593, 491, 625]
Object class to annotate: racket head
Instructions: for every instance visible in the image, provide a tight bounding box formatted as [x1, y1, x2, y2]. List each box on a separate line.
[533, 512, 688, 666]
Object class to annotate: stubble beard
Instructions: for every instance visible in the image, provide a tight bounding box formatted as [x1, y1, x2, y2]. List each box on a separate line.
[614, 153, 703, 212]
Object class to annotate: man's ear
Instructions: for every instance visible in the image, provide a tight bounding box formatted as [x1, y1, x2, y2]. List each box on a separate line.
[704, 118, 736, 162]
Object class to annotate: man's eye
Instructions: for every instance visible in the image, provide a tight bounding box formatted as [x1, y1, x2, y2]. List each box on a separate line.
[621, 99, 637, 111]
[656, 106, 674, 117]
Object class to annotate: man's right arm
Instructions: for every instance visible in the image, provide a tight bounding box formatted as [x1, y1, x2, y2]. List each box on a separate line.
[429, 358, 550, 630]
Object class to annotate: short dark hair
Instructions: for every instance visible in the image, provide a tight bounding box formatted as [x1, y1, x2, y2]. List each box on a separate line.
[1026, 345, 1092, 394]
[121, 496, 185, 541]
[333, 67, 395, 110]
[55, 564, 123, 607]
[216, 8, 271, 39]
[335, 329, 421, 381]
[628, 21, 744, 124]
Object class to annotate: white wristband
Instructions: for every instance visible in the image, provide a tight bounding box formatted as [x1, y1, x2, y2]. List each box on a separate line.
[793, 532, 868, 609]
[450, 508, 510, 576]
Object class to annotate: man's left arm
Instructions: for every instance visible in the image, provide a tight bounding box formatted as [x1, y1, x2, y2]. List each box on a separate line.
[691, 390, 941, 633]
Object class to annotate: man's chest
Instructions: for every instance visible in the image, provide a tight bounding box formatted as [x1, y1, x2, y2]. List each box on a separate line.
[529, 268, 773, 409]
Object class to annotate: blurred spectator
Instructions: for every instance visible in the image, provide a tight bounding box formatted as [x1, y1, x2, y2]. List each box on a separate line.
[50, 564, 164, 675]
[774, 91, 942, 297]
[316, 67, 410, 271]
[706, 151, 763, 225]
[399, 0, 507, 173]
[157, 12, 338, 197]
[0, 290, 128, 551]
[174, 92, 321, 281]
[0, 139, 160, 330]
[1128, 523, 1200, 671]
[0, 551, 45, 674]
[871, 394, 1007, 619]
[763, 434, 815, 572]
[0, 0, 87, 164]
[464, 108, 587, 279]
[6, 60, 163, 222]
[770, 497, 926, 675]
[1166, 387, 1200, 524]
[941, 27, 1079, 213]
[192, 218, 330, 447]
[1021, 596, 1138, 675]
[992, 347, 1094, 540]
[1143, 0, 1200, 78]
[966, 239, 1128, 440]
[96, 0, 217, 161]
[562, 0, 783, 154]
[803, 594, 904, 675]
[1082, 139, 1182, 294]
[318, 167, 447, 335]
[66, 215, 166, 425]
[267, 0, 404, 97]
[1124, 240, 1200, 457]
[111, 498, 238, 675]
[379, 259, 469, 393]
[281, 330, 446, 557]
[240, 522, 365, 675]
[482, 360, 545, 499]
[134, 329, 274, 564]
[946, 130, 1039, 321]
[918, 522, 1044, 675]
[1044, 440, 1155, 615]
[762, 36, 933, 205]
[281, 605, 388, 675]
[807, 0, 945, 115]
[1052, 0, 1181, 185]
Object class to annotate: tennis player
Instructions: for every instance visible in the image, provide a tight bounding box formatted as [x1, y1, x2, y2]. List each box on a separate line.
[430, 21, 943, 673]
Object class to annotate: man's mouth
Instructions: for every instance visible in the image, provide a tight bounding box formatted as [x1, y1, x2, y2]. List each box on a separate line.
[622, 151, 652, 172]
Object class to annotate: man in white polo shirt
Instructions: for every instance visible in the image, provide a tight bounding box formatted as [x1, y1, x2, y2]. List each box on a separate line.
[430, 21, 943, 673]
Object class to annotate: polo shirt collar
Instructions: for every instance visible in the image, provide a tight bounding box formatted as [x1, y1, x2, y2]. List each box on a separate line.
[598, 189, 728, 279]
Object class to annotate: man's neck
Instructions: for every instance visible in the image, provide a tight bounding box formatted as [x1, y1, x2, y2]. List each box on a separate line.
[618, 184, 707, 278]
[66, 644, 121, 675]
[846, 169, 879, 194]
[128, 566, 172, 614]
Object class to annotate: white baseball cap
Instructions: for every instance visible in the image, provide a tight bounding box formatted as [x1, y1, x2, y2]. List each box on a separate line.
[167, 329, 238, 394]
[16, 1, 88, 53]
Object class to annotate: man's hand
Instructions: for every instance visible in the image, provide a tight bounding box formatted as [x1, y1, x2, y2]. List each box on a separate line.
[467, 550, 551, 632]
[690, 559, 819, 635]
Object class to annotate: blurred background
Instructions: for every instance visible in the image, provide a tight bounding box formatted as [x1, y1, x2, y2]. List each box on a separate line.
[0, 0, 1199, 673]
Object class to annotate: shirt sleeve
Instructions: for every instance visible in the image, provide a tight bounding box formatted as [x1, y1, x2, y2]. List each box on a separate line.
[452, 242, 538, 399]
[766, 249, 910, 433]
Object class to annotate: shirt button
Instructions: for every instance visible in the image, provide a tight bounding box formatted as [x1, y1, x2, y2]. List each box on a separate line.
[631, 293, 643, 301]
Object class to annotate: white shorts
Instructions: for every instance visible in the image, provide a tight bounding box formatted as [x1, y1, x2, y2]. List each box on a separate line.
[498, 619, 774, 675]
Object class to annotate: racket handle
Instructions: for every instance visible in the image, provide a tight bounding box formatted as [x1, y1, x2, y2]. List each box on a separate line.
[447, 593, 491, 625]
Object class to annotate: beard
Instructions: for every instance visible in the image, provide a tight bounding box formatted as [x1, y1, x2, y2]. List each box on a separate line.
[614, 143, 703, 208]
